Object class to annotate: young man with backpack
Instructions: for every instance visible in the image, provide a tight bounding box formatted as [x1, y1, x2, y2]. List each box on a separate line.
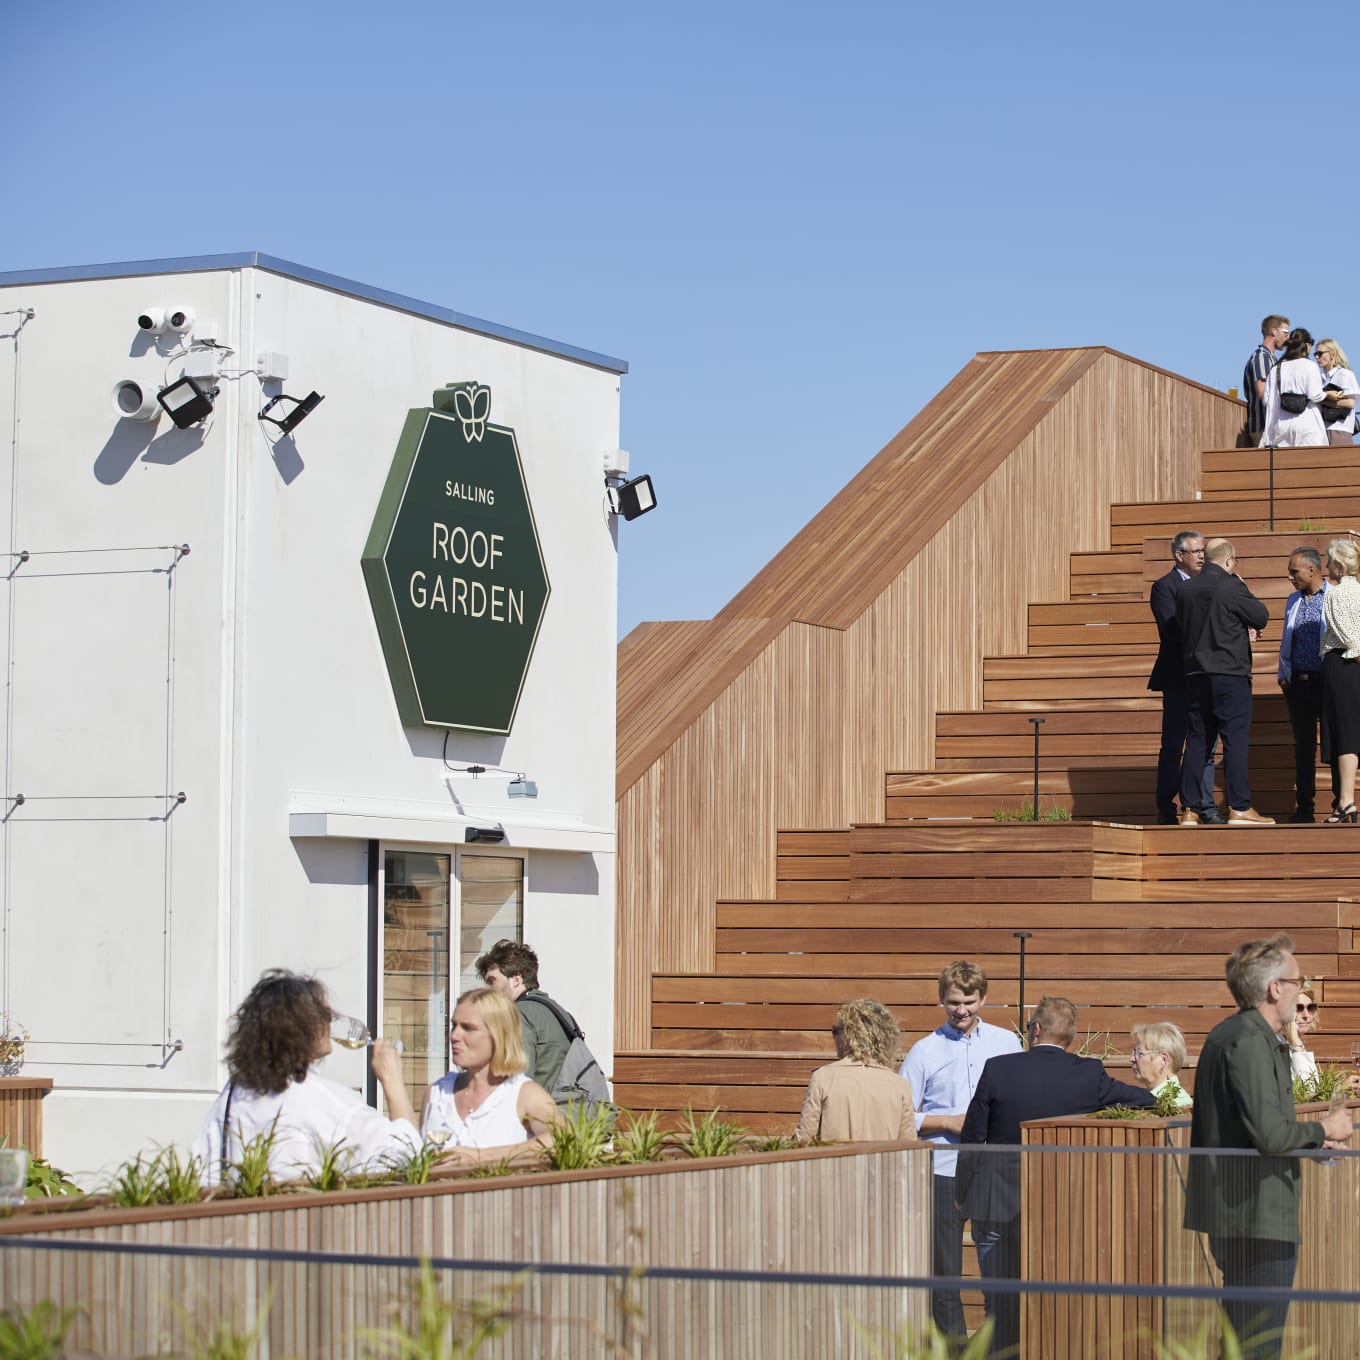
[475, 939, 610, 1112]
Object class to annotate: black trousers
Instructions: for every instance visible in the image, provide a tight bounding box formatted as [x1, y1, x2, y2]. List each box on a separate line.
[1156, 686, 1217, 812]
[1282, 674, 1337, 812]
[1208, 1235, 1297, 1360]
[930, 1174, 967, 1343]
[1182, 673, 1253, 812]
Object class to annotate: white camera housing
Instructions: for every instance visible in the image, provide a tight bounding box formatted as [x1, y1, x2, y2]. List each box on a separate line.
[166, 308, 194, 335]
[112, 379, 160, 422]
[136, 308, 170, 336]
[604, 448, 631, 478]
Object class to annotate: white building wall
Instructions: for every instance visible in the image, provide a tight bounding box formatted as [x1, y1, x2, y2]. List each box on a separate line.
[0, 260, 621, 1182]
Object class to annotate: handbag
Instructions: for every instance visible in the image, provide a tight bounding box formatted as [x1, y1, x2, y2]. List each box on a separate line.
[1321, 381, 1350, 425]
[1280, 388, 1310, 415]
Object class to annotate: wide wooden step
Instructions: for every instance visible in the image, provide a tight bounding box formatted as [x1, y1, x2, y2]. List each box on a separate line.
[1110, 496, 1360, 548]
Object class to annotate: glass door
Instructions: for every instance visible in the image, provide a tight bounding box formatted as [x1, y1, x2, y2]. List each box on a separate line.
[382, 851, 451, 1099]
[380, 850, 524, 1106]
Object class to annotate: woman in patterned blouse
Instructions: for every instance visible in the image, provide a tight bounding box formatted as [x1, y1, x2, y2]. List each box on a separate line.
[1320, 538, 1360, 822]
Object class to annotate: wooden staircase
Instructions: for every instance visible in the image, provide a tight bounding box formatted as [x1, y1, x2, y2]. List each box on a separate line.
[613, 446, 1360, 1133]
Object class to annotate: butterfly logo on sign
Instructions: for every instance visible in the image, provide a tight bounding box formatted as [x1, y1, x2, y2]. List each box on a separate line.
[453, 384, 491, 442]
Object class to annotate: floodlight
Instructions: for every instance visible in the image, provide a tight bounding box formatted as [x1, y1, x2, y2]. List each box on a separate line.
[157, 375, 216, 429]
[258, 390, 324, 435]
[465, 826, 506, 843]
[615, 474, 657, 521]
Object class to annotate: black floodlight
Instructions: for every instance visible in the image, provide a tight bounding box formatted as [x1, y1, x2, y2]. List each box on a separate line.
[157, 375, 216, 429]
[465, 826, 506, 843]
[616, 473, 657, 521]
[258, 390, 324, 435]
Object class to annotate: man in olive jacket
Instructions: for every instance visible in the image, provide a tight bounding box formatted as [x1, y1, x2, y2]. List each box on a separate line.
[1185, 934, 1352, 1359]
[476, 938, 574, 1094]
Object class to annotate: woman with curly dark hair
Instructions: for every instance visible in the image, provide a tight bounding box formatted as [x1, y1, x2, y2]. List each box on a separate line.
[191, 969, 420, 1186]
[793, 997, 915, 1143]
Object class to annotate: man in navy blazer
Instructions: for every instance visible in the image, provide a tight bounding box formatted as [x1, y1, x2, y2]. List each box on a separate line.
[955, 996, 1154, 1356]
[1149, 529, 1218, 823]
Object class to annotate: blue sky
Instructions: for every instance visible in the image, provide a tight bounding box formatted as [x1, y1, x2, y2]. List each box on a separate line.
[8, 2, 1352, 637]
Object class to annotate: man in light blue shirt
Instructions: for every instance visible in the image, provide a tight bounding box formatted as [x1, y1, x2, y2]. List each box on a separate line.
[899, 961, 1022, 1348]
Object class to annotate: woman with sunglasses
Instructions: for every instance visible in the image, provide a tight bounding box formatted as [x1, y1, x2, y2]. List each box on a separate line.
[1315, 339, 1359, 446]
[1284, 985, 1321, 1080]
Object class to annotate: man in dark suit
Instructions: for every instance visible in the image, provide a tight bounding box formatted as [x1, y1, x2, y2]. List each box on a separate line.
[1177, 537, 1273, 826]
[1149, 529, 1219, 823]
[955, 996, 1154, 1357]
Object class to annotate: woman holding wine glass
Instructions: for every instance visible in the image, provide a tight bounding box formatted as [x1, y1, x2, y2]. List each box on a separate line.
[192, 969, 420, 1187]
[421, 988, 561, 1169]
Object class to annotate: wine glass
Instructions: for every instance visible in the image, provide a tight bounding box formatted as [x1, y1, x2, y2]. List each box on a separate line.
[331, 1015, 404, 1056]
[425, 1127, 452, 1150]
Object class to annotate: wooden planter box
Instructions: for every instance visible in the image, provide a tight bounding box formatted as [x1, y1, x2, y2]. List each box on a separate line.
[1020, 1106, 1360, 1360]
[0, 1076, 52, 1157]
[0, 1140, 932, 1359]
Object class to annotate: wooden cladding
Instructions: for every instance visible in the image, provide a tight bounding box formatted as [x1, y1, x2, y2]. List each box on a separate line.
[614, 352, 1242, 1049]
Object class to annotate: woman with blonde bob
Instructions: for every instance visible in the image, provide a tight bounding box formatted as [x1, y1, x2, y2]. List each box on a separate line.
[1315, 339, 1359, 446]
[1321, 538, 1360, 822]
[421, 987, 560, 1168]
[794, 998, 915, 1143]
[1130, 1022, 1192, 1108]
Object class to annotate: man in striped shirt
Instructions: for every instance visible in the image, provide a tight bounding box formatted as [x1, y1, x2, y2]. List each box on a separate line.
[1244, 315, 1290, 442]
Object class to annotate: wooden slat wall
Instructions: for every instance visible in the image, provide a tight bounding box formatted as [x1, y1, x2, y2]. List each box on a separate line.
[0, 1145, 932, 1360]
[615, 353, 1242, 1048]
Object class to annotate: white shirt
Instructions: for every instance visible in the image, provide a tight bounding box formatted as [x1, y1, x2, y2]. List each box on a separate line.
[191, 1072, 421, 1187]
[898, 1019, 1022, 1177]
[1261, 358, 1327, 447]
[423, 1070, 532, 1148]
[1321, 364, 1360, 436]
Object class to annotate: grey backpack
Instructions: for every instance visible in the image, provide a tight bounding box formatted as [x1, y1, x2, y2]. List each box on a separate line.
[530, 994, 613, 1113]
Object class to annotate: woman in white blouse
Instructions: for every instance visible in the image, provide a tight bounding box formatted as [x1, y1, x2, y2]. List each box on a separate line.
[1261, 328, 1328, 447]
[1316, 338, 1359, 446]
[421, 987, 560, 1168]
[1320, 537, 1360, 822]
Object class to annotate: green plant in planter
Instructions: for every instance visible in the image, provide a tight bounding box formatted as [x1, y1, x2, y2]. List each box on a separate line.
[358, 1259, 525, 1359]
[468, 1157, 516, 1179]
[108, 1150, 166, 1208]
[546, 1100, 615, 1171]
[613, 1109, 668, 1164]
[24, 1155, 82, 1199]
[1293, 1065, 1349, 1104]
[677, 1108, 747, 1159]
[228, 1122, 280, 1198]
[749, 1133, 796, 1152]
[303, 1137, 350, 1193]
[159, 1143, 204, 1204]
[0, 1299, 81, 1359]
[383, 1141, 442, 1186]
[992, 797, 1072, 823]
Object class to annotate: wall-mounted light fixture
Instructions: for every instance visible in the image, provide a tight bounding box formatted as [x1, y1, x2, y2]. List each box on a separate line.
[258, 390, 324, 435]
[112, 379, 161, 422]
[157, 375, 216, 429]
[465, 825, 506, 844]
[614, 473, 658, 521]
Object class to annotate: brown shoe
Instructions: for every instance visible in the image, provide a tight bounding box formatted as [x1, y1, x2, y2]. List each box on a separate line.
[1227, 807, 1276, 826]
[1179, 809, 1201, 826]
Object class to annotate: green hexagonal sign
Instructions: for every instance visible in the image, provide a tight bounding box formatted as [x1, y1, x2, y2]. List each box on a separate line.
[362, 384, 551, 733]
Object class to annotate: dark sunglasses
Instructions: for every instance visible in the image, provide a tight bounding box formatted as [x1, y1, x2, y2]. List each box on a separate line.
[1296, 1002, 1318, 1014]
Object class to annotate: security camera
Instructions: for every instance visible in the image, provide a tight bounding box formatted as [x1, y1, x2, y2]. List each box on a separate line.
[136, 308, 170, 336]
[112, 379, 160, 422]
[166, 308, 194, 335]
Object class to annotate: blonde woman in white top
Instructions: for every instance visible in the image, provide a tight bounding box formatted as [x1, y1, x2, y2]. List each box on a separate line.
[421, 987, 560, 1169]
[1316, 338, 1359, 446]
[1320, 538, 1360, 822]
[1262, 329, 1327, 447]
